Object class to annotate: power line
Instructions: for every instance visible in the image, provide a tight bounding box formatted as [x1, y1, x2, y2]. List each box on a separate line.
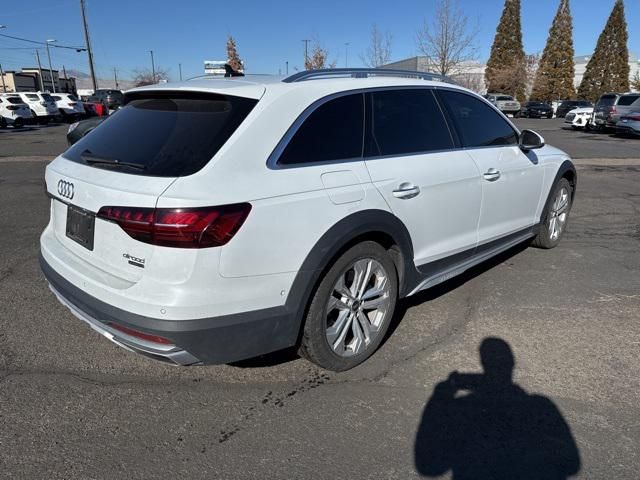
[0, 32, 85, 51]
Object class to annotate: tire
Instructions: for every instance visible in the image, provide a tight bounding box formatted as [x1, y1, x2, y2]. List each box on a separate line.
[299, 241, 398, 371]
[0, 117, 6, 129]
[532, 178, 573, 249]
[13, 118, 23, 129]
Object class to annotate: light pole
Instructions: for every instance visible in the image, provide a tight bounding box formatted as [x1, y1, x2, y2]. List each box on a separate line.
[0, 26, 6, 93]
[179, 63, 182, 81]
[149, 50, 156, 83]
[344, 43, 350, 68]
[45, 39, 56, 92]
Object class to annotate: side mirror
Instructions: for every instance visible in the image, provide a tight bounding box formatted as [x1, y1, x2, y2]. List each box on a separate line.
[519, 129, 545, 151]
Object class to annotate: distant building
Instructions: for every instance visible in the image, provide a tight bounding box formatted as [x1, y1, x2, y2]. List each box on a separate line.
[383, 53, 640, 95]
[0, 71, 38, 93]
[0, 67, 77, 94]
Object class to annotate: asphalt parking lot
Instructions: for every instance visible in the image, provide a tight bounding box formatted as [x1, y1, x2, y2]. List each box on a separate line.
[1, 121, 639, 478]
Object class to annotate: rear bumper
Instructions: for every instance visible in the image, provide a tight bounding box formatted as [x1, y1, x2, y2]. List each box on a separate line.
[40, 254, 300, 365]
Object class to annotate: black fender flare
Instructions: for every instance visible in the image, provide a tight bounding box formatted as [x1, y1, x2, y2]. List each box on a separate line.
[282, 209, 418, 342]
[553, 159, 577, 198]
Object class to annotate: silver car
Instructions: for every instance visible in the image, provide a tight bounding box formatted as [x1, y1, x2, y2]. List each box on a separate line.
[616, 112, 640, 137]
[485, 94, 522, 116]
[609, 93, 640, 125]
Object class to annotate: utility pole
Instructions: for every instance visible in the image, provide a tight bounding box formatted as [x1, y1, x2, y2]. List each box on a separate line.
[179, 63, 182, 81]
[0, 63, 6, 93]
[302, 39, 310, 69]
[63, 65, 68, 79]
[344, 42, 350, 68]
[80, 0, 98, 92]
[35, 49, 45, 91]
[285, 61, 289, 75]
[150, 50, 156, 83]
[113, 67, 119, 89]
[45, 40, 56, 93]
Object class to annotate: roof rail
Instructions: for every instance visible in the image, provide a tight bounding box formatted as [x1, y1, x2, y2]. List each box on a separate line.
[282, 68, 454, 84]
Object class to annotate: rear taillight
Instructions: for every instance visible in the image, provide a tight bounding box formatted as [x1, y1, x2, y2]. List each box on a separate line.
[96, 204, 252, 248]
[108, 323, 173, 345]
[68, 102, 77, 106]
[623, 114, 640, 121]
[6, 105, 19, 111]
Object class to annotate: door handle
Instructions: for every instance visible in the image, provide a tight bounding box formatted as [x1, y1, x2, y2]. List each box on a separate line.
[392, 182, 421, 199]
[483, 168, 501, 182]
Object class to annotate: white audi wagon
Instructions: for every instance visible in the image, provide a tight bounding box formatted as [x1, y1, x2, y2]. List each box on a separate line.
[40, 69, 576, 371]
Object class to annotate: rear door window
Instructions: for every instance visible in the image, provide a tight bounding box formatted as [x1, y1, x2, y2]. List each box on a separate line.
[277, 93, 364, 165]
[618, 95, 640, 106]
[438, 90, 518, 148]
[365, 89, 454, 157]
[63, 92, 258, 177]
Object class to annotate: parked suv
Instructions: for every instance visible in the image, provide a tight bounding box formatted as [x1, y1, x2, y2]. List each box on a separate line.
[88, 89, 125, 110]
[608, 93, 640, 126]
[6, 92, 58, 123]
[519, 101, 553, 118]
[592, 93, 621, 129]
[0, 95, 33, 128]
[485, 94, 521, 116]
[40, 69, 576, 371]
[51, 93, 86, 120]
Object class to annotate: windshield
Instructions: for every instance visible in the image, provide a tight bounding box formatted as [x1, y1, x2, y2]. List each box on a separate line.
[41, 94, 54, 103]
[63, 92, 258, 177]
[5, 97, 25, 105]
[497, 96, 514, 101]
[598, 95, 617, 106]
[528, 102, 546, 107]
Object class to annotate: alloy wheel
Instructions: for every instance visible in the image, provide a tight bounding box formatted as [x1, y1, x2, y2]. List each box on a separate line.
[549, 186, 570, 241]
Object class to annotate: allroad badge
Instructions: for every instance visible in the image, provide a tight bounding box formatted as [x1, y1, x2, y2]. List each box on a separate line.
[57, 180, 75, 200]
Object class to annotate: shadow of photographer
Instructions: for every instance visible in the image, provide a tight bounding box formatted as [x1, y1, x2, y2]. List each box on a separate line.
[415, 337, 580, 479]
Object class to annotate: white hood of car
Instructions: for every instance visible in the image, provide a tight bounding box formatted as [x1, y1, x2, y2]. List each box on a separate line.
[569, 107, 593, 114]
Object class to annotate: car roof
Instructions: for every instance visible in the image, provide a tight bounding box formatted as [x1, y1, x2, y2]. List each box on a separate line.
[126, 71, 466, 102]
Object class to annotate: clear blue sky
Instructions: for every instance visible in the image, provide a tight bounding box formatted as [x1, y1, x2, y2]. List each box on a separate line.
[1, 0, 638, 81]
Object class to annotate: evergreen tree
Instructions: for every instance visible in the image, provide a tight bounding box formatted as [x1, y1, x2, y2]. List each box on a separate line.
[530, 0, 575, 102]
[632, 71, 640, 91]
[226, 36, 243, 72]
[485, 0, 527, 101]
[577, 0, 629, 100]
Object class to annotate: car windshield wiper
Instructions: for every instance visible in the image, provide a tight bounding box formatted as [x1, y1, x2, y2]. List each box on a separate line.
[80, 150, 146, 170]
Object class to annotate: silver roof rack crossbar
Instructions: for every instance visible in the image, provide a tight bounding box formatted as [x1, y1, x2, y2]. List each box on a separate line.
[282, 68, 454, 84]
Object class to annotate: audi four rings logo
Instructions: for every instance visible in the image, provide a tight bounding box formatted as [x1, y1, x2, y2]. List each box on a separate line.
[57, 180, 74, 199]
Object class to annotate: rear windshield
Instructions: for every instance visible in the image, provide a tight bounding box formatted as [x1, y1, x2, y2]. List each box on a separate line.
[63, 92, 257, 177]
[68, 94, 79, 101]
[5, 97, 24, 105]
[598, 95, 617, 106]
[41, 94, 54, 102]
[527, 102, 546, 107]
[617, 95, 640, 106]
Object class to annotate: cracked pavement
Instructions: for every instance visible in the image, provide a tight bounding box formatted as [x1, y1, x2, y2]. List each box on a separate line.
[0, 153, 639, 478]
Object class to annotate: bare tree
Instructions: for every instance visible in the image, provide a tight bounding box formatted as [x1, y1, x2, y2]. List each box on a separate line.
[416, 0, 479, 76]
[361, 24, 393, 67]
[305, 40, 336, 70]
[132, 67, 170, 87]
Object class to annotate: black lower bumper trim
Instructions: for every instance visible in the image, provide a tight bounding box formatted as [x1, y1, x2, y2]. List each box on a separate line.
[40, 254, 300, 364]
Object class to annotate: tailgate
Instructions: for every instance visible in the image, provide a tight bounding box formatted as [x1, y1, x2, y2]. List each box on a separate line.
[45, 157, 176, 283]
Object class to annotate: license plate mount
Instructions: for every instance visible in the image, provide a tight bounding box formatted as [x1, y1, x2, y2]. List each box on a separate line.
[66, 204, 95, 251]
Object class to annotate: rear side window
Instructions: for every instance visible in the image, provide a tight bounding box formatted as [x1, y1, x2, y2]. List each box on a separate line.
[438, 90, 518, 148]
[5, 97, 23, 105]
[63, 92, 258, 177]
[618, 95, 640, 106]
[277, 93, 364, 165]
[365, 89, 453, 156]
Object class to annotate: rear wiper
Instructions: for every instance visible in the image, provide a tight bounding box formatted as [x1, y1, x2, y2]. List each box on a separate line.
[81, 150, 146, 170]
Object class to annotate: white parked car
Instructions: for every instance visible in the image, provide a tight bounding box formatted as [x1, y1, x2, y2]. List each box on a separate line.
[564, 107, 594, 129]
[40, 69, 576, 371]
[0, 94, 33, 128]
[51, 93, 85, 119]
[6, 92, 58, 123]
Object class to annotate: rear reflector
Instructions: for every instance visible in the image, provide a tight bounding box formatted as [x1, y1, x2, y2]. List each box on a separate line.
[108, 323, 173, 345]
[97, 203, 251, 248]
